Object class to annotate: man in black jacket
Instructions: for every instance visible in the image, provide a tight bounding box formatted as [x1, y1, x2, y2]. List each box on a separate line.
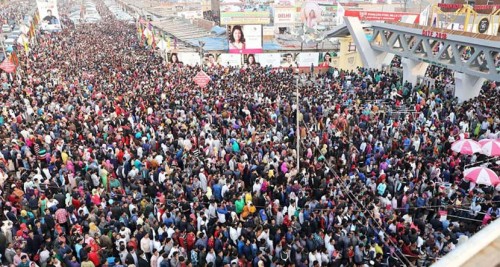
[137, 250, 149, 267]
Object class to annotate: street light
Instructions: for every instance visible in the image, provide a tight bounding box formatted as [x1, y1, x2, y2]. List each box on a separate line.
[295, 70, 300, 172]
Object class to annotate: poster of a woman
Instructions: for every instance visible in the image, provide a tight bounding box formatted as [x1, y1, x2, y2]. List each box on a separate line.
[319, 52, 337, 68]
[228, 25, 246, 51]
[301, 2, 322, 29]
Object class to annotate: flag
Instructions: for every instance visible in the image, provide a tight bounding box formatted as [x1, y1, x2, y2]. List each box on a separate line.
[152, 29, 157, 49]
[137, 21, 142, 38]
[336, 4, 345, 25]
[9, 52, 19, 66]
[419, 5, 430, 26]
[166, 36, 171, 51]
[29, 23, 35, 38]
[24, 41, 29, 53]
[33, 12, 39, 25]
[141, 27, 146, 44]
[147, 34, 153, 46]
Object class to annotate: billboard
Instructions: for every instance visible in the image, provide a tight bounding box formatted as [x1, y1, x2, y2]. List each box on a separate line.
[297, 2, 337, 30]
[178, 52, 202, 66]
[274, 0, 296, 6]
[219, 53, 242, 66]
[301, 2, 322, 28]
[297, 52, 319, 67]
[344, 10, 420, 22]
[37, 0, 62, 31]
[203, 53, 220, 67]
[227, 25, 263, 53]
[167, 53, 182, 64]
[255, 53, 281, 68]
[280, 53, 297, 67]
[318, 51, 337, 68]
[274, 7, 298, 25]
[221, 11, 271, 25]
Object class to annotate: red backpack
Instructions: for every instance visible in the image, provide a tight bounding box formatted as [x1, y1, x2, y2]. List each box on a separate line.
[178, 233, 187, 249]
[208, 237, 215, 249]
[186, 232, 196, 250]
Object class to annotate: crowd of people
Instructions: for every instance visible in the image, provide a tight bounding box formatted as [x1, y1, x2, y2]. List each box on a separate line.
[1, 1, 500, 267]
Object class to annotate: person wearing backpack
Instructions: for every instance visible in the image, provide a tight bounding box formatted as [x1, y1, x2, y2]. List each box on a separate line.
[186, 231, 196, 252]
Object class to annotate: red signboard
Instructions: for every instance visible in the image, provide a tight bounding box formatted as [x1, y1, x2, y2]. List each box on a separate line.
[344, 10, 420, 23]
[437, 3, 464, 9]
[193, 71, 211, 88]
[438, 3, 500, 10]
[422, 30, 447, 40]
[0, 58, 16, 73]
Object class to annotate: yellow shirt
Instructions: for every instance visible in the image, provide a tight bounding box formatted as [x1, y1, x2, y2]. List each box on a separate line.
[245, 193, 252, 204]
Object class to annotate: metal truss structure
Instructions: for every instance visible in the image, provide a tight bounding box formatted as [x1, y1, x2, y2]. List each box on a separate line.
[369, 22, 500, 81]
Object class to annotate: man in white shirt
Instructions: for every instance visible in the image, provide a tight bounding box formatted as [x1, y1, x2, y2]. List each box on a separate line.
[252, 178, 262, 196]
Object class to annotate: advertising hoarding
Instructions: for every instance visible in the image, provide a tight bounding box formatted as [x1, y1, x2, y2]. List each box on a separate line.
[280, 53, 297, 67]
[274, 7, 298, 25]
[318, 51, 337, 68]
[178, 52, 202, 66]
[227, 25, 263, 54]
[296, 52, 319, 67]
[219, 53, 242, 66]
[255, 53, 281, 67]
[36, 0, 62, 31]
[220, 11, 271, 25]
[203, 53, 220, 67]
[344, 10, 420, 22]
[300, 2, 322, 28]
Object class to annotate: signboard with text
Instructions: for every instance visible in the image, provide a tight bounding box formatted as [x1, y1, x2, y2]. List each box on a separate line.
[344, 10, 419, 22]
[274, 7, 297, 25]
[220, 11, 271, 25]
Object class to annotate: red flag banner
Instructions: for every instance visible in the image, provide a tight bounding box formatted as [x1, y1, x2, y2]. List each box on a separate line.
[193, 71, 211, 88]
[0, 58, 17, 73]
[10, 52, 19, 66]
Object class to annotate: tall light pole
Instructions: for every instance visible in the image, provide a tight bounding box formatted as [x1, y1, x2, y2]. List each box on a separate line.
[296, 71, 300, 172]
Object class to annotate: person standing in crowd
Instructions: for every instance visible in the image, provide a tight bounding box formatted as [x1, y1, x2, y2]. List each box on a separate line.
[0, 1, 499, 267]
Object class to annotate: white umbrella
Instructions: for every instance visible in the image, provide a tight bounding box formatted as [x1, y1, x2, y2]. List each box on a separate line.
[451, 139, 482, 155]
[478, 139, 500, 157]
[464, 166, 500, 186]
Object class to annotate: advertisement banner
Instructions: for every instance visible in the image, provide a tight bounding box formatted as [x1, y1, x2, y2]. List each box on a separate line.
[297, 52, 319, 67]
[37, 0, 62, 31]
[177, 10, 203, 19]
[274, 7, 298, 25]
[178, 52, 202, 66]
[219, 53, 242, 66]
[477, 17, 490, 34]
[318, 52, 337, 68]
[280, 53, 297, 67]
[228, 25, 263, 54]
[299, 2, 337, 30]
[344, 10, 419, 22]
[167, 53, 181, 64]
[263, 26, 275, 36]
[300, 2, 322, 28]
[255, 53, 281, 67]
[203, 53, 220, 67]
[221, 11, 271, 25]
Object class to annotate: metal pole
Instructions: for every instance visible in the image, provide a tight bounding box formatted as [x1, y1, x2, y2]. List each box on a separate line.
[1, 38, 6, 60]
[296, 73, 300, 172]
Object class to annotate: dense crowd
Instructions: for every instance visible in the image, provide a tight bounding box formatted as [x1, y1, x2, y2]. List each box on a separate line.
[1, 1, 500, 267]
